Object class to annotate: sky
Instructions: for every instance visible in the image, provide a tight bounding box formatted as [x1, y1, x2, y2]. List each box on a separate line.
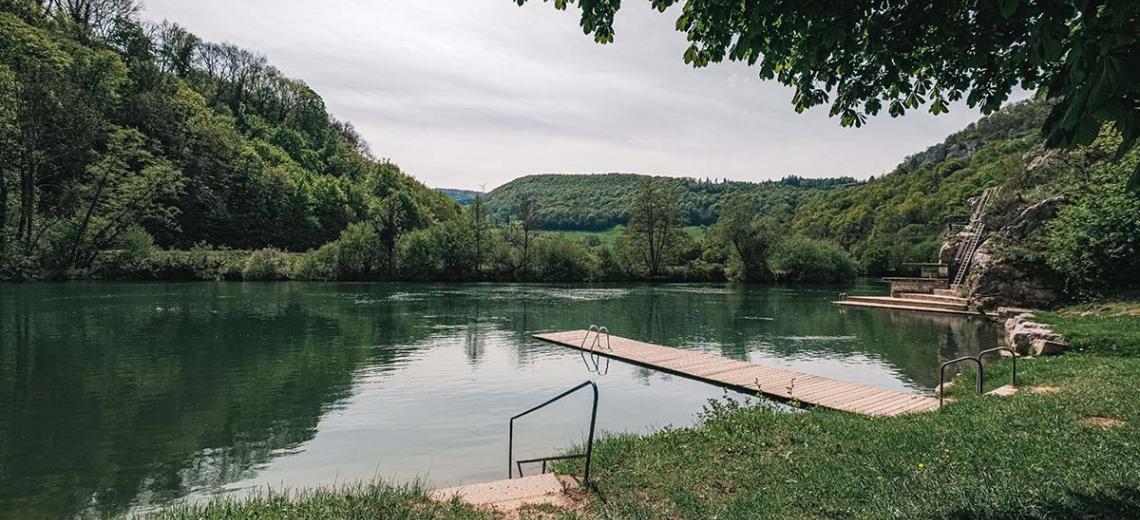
[142, 0, 1027, 191]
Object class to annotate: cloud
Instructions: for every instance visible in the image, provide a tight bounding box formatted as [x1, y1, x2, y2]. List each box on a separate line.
[143, 0, 1026, 190]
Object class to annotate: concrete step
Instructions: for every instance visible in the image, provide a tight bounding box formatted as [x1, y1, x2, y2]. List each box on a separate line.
[896, 292, 970, 305]
[833, 300, 981, 317]
[844, 296, 969, 311]
[431, 473, 576, 511]
[933, 288, 961, 297]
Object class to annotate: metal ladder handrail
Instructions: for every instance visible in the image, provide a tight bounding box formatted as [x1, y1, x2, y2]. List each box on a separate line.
[508, 380, 599, 486]
[938, 346, 1019, 408]
[579, 325, 611, 374]
[977, 347, 1018, 388]
[939, 357, 982, 408]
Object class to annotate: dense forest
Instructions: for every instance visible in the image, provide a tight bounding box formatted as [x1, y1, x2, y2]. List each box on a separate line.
[2, 0, 1137, 298]
[483, 174, 857, 230]
[0, 0, 455, 275]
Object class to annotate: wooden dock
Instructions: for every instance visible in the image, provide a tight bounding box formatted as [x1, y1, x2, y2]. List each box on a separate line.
[534, 330, 940, 417]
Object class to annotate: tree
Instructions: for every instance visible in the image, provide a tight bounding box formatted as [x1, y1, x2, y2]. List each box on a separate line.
[521, 0, 1140, 186]
[467, 194, 491, 276]
[621, 179, 682, 276]
[67, 127, 183, 268]
[374, 189, 423, 277]
[514, 195, 538, 279]
[710, 195, 780, 281]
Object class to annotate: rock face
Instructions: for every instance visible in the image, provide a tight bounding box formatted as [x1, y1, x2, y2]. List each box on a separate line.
[968, 239, 1062, 309]
[1001, 310, 1068, 356]
[948, 193, 1068, 310]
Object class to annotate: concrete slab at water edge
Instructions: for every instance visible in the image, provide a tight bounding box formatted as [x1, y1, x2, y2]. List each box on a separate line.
[431, 473, 576, 510]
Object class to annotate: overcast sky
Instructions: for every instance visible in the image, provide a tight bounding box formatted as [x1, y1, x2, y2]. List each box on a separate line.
[142, 0, 1026, 191]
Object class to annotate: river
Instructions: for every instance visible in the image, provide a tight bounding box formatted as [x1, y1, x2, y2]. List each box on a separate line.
[0, 281, 1001, 518]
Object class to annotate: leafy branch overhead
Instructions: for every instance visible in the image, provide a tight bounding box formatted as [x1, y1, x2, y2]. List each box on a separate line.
[517, 0, 1140, 185]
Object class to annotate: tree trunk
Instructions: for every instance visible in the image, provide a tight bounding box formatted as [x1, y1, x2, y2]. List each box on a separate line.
[18, 161, 35, 253]
[0, 170, 8, 251]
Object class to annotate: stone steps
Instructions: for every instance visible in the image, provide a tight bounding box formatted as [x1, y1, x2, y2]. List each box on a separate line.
[843, 296, 969, 312]
[896, 292, 971, 305]
[933, 288, 961, 297]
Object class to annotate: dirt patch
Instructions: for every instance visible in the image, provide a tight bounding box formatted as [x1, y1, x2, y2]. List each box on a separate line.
[1029, 386, 1060, 394]
[1081, 415, 1125, 428]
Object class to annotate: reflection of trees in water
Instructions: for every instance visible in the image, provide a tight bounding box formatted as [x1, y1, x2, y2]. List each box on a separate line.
[0, 282, 1003, 518]
[0, 283, 445, 519]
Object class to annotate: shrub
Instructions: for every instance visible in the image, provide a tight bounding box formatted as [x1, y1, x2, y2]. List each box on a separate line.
[1041, 183, 1140, 296]
[532, 236, 599, 281]
[333, 222, 385, 280]
[241, 248, 295, 280]
[769, 236, 858, 283]
[295, 243, 339, 281]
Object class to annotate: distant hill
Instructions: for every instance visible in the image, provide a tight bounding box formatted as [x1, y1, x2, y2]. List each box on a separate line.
[436, 188, 485, 206]
[485, 174, 858, 230]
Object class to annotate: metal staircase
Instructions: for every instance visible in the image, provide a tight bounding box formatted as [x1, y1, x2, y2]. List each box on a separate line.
[950, 187, 998, 291]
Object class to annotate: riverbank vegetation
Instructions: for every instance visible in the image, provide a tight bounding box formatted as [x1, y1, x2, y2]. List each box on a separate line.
[3, 0, 1138, 302]
[0, 1, 856, 285]
[151, 302, 1140, 519]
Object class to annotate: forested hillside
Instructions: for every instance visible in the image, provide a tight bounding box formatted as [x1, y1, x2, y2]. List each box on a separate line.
[0, 1, 455, 276]
[792, 100, 1053, 274]
[485, 174, 857, 230]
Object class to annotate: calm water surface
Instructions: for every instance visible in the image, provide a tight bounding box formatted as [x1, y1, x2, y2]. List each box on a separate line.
[0, 281, 1001, 518]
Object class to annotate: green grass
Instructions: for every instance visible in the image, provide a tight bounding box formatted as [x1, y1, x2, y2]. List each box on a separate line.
[550, 304, 1140, 519]
[147, 481, 490, 520]
[150, 303, 1140, 519]
[544, 225, 706, 247]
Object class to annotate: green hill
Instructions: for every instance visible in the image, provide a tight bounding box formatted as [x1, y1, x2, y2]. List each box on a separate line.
[485, 173, 857, 230]
[791, 100, 1053, 273]
[0, 5, 456, 274]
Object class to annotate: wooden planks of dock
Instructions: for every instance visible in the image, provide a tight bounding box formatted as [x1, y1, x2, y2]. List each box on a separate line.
[534, 330, 940, 417]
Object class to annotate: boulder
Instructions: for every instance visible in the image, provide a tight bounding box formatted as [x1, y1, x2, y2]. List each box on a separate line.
[1001, 314, 1067, 356]
[1032, 339, 1068, 356]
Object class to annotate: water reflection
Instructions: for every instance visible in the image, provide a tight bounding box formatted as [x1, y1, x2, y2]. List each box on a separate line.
[0, 281, 999, 518]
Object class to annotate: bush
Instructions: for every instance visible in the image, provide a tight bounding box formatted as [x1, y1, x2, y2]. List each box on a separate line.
[532, 236, 599, 281]
[333, 223, 386, 280]
[241, 248, 295, 280]
[769, 236, 858, 283]
[398, 228, 441, 280]
[294, 243, 339, 281]
[1041, 182, 1140, 296]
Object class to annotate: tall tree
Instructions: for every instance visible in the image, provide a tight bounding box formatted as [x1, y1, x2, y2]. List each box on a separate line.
[374, 189, 423, 277]
[467, 194, 491, 276]
[622, 179, 682, 277]
[67, 127, 183, 268]
[515, 194, 538, 279]
[710, 195, 780, 281]
[521, 0, 1140, 186]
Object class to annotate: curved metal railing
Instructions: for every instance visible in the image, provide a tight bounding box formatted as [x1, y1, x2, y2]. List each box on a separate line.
[579, 325, 611, 375]
[508, 380, 599, 487]
[938, 346, 1019, 408]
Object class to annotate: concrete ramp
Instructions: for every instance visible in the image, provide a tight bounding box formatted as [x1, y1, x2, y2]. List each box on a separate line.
[431, 473, 576, 511]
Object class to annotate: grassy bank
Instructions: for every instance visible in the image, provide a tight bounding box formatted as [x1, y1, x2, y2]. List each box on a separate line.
[151, 303, 1140, 519]
[148, 482, 491, 520]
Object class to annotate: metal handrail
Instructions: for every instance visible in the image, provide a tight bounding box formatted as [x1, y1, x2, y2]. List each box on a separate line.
[977, 347, 1017, 387]
[939, 356, 982, 408]
[517, 454, 586, 477]
[508, 380, 599, 486]
[938, 346, 1020, 408]
[579, 326, 611, 374]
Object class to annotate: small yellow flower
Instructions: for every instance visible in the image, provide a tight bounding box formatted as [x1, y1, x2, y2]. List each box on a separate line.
[917, 463, 925, 470]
